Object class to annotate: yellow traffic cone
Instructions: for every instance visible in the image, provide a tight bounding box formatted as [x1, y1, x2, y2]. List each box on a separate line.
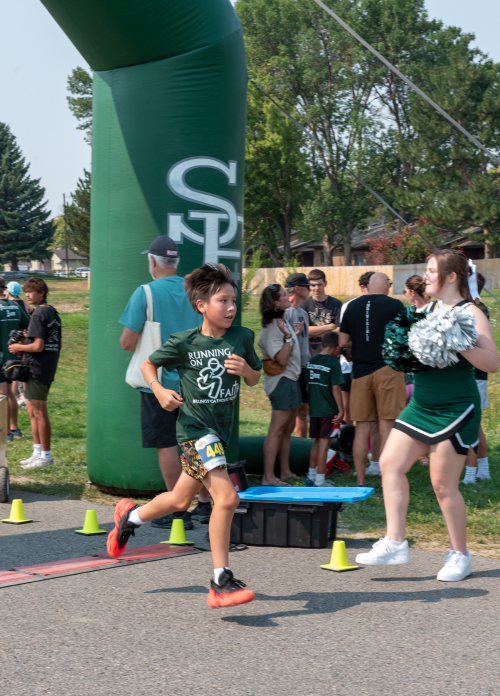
[75, 509, 107, 535]
[320, 540, 358, 572]
[2, 499, 33, 524]
[161, 518, 193, 545]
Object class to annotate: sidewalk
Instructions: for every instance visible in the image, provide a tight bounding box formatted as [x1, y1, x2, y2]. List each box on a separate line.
[2, 490, 500, 696]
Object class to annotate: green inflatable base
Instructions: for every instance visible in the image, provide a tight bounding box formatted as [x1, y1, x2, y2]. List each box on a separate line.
[94, 435, 313, 497]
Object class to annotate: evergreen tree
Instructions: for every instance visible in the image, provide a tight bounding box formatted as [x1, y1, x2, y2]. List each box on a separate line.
[64, 170, 91, 258]
[0, 123, 54, 270]
[67, 67, 93, 145]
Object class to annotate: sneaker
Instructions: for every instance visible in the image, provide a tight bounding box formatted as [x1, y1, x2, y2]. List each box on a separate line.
[107, 499, 139, 558]
[313, 479, 335, 487]
[461, 467, 477, 485]
[365, 463, 381, 476]
[355, 537, 410, 565]
[7, 432, 13, 443]
[437, 550, 472, 582]
[21, 456, 54, 470]
[305, 476, 316, 487]
[20, 453, 37, 465]
[10, 428, 23, 439]
[191, 502, 212, 524]
[207, 570, 256, 609]
[151, 510, 193, 530]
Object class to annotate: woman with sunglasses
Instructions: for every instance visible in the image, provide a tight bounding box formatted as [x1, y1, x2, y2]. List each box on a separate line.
[357, 250, 498, 581]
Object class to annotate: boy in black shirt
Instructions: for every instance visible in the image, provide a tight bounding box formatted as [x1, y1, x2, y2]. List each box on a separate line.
[300, 269, 342, 356]
[108, 263, 262, 608]
[8, 278, 61, 469]
[305, 331, 344, 487]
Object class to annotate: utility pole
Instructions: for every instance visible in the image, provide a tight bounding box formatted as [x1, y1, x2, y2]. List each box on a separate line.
[63, 193, 69, 275]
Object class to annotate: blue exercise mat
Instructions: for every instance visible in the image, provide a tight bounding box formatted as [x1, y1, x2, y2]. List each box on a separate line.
[238, 486, 374, 503]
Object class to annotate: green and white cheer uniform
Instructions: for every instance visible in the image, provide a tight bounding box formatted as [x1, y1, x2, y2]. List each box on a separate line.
[394, 301, 481, 455]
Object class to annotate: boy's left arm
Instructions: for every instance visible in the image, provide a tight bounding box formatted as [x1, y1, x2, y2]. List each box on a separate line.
[224, 355, 261, 387]
[332, 385, 344, 424]
[224, 332, 262, 387]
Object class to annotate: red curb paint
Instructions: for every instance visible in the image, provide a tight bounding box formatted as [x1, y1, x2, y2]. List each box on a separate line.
[12, 556, 120, 575]
[96, 543, 195, 561]
[0, 571, 36, 583]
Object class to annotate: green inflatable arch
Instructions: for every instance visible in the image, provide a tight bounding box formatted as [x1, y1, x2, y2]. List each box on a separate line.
[40, 0, 247, 493]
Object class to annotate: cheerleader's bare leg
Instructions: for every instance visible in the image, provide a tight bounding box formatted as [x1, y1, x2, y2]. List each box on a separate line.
[380, 428, 428, 542]
[428, 440, 467, 555]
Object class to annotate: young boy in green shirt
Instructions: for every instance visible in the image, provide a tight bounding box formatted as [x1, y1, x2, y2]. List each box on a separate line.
[305, 331, 344, 487]
[107, 263, 262, 608]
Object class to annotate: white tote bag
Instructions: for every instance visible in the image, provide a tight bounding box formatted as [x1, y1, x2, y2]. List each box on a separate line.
[125, 285, 163, 390]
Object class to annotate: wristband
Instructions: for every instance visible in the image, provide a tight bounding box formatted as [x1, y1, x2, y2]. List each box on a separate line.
[149, 379, 160, 390]
[284, 336, 292, 343]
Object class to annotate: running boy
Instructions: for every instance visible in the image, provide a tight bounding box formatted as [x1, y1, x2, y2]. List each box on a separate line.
[305, 331, 344, 487]
[107, 263, 262, 608]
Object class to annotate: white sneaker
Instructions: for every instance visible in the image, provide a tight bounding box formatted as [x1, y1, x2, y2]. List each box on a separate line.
[21, 456, 54, 470]
[355, 537, 410, 565]
[20, 453, 38, 466]
[437, 550, 472, 582]
[365, 463, 381, 476]
[313, 480, 335, 487]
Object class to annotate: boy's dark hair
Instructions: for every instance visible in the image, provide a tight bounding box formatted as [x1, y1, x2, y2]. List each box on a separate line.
[259, 284, 284, 327]
[477, 272, 485, 294]
[184, 263, 237, 314]
[23, 277, 49, 299]
[358, 271, 374, 288]
[322, 330, 339, 349]
[308, 268, 326, 282]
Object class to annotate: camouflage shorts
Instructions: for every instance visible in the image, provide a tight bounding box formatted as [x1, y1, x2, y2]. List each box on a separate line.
[179, 439, 227, 482]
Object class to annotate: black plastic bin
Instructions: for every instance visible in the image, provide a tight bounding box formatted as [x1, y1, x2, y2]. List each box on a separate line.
[230, 499, 340, 548]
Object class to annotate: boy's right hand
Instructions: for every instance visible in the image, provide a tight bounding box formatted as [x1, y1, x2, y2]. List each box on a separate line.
[152, 385, 183, 411]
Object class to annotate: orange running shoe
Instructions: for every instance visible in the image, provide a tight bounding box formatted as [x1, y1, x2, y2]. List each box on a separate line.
[107, 499, 139, 558]
[207, 570, 256, 608]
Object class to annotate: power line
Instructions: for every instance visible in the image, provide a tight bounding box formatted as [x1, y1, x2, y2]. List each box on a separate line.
[312, 0, 500, 167]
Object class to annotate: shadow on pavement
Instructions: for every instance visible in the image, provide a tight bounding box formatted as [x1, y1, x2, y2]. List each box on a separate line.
[147, 585, 488, 626]
[370, 568, 500, 582]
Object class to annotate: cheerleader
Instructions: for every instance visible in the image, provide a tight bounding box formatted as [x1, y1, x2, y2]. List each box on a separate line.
[357, 250, 498, 581]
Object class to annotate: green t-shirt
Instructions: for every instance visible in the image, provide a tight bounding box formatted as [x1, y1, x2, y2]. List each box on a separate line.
[305, 353, 344, 418]
[149, 325, 262, 447]
[0, 299, 30, 365]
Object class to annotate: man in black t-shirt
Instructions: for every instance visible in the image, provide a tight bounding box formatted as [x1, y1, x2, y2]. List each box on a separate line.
[300, 269, 342, 357]
[8, 278, 61, 469]
[339, 273, 406, 485]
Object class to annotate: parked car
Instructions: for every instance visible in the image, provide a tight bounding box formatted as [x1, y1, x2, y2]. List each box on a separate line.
[54, 270, 73, 277]
[1, 272, 30, 282]
[74, 267, 90, 278]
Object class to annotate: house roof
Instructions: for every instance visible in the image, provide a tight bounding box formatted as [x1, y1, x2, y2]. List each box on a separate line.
[52, 248, 87, 261]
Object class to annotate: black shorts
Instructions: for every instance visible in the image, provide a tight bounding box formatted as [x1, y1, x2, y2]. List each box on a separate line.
[140, 391, 177, 449]
[299, 367, 309, 404]
[309, 416, 335, 440]
[341, 373, 352, 393]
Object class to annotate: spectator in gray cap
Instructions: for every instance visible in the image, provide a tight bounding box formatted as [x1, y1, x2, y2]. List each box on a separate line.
[284, 273, 310, 438]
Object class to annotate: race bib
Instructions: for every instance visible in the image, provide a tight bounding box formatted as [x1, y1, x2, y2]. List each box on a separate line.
[194, 434, 227, 472]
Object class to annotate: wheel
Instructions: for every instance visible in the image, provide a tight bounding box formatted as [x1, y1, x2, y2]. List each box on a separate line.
[0, 466, 9, 504]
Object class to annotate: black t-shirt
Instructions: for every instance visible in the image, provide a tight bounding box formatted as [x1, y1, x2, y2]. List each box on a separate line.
[474, 301, 490, 382]
[25, 302, 62, 384]
[340, 294, 404, 379]
[300, 296, 342, 355]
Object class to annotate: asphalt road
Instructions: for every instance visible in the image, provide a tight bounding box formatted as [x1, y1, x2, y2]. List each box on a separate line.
[1, 490, 500, 696]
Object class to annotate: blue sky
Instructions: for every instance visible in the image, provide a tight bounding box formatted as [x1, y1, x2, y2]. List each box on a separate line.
[0, 0, 498, 217]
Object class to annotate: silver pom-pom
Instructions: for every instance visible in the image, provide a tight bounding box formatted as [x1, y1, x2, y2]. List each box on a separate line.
[408, 306, 477, 369]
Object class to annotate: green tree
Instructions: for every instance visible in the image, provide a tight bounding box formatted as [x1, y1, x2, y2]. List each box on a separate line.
[244, 87, 311, 265]
[64, 170, 91, 258]
[0, 123, 54, 270]
[237, 0, 398, 265]
[67, 66, 93, 145]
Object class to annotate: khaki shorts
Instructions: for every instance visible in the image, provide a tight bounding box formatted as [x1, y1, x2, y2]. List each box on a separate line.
[350, 366, 406, 422]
